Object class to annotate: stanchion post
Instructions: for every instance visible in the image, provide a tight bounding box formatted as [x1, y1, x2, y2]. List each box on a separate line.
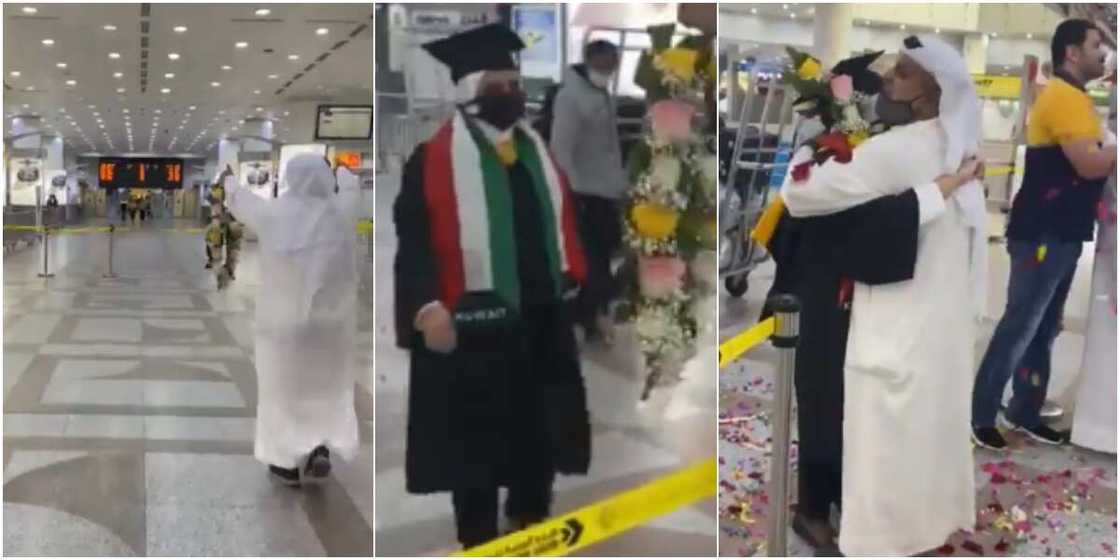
[38, 226, 54, 278]
[766, 294, 800, 557]
[103, 225, 117, 279]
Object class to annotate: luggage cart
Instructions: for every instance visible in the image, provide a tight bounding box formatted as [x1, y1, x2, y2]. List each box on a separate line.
[718, 72, 796, 298]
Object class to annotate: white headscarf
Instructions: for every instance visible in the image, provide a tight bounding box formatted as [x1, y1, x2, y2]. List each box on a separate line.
[904, 35, 989, 319]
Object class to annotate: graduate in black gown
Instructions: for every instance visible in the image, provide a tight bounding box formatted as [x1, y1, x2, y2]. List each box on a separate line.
[759, 92, 983, 550]
[392, 24, 591, 550]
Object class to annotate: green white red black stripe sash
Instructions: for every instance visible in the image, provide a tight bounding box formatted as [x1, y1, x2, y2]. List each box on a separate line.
[423, 111, 585, 312]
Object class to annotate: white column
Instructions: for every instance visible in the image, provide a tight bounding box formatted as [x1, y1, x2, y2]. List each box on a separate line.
[813, 4, 853, 69]
[963, 34, 989, 75]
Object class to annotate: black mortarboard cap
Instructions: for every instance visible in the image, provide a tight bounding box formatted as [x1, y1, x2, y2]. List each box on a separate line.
[422, 23, 525, 83]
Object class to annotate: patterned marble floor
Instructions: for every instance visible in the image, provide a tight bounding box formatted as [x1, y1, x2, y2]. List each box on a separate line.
[373, 173, 719, 556]
[3, 219, 374, 556]
[718, 231, 1117, 557]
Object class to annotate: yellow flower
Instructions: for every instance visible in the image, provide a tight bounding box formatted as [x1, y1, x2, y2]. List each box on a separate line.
[706, 55, 717, 82]
[656, 48, 699, 82]
[797, 57, 822, 80]
[846, 130, 870, 147]
[631, 203, 680, 240]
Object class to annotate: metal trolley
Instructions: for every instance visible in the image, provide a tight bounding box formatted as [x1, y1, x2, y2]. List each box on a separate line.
[718, 72, 796, 298]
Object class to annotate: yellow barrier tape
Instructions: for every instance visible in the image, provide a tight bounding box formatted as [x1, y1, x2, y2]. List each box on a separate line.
[985, 165, 1014, 177]
[718, 317, 776, 369]
[456, 458, 716, 557]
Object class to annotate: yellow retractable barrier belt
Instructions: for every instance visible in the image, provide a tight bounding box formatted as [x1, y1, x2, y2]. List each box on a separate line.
[456, 458, 716, 557]
[986, 165, 1014, 177]
[718, 317, 776, 369]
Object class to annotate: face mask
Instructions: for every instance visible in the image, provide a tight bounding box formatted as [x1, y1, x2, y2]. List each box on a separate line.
[589, 70, 613, 89]
[874, 91, 924, 126]
[474, 92, 526, 130]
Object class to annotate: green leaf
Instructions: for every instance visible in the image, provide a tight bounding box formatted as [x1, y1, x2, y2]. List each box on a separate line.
[627, 142, 652, 183]
[648, 23, 676, 51]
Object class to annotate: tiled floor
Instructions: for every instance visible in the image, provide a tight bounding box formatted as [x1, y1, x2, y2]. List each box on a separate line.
[373, 173, 719, 556]
[718, 222, 1117, 556]
[3, 219, 374, 556]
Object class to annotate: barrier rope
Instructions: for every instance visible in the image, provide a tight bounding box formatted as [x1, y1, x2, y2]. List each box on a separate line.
[3, 219, 374, 236]
[456, 458, 716, 557]
[718, 317, 776, 369]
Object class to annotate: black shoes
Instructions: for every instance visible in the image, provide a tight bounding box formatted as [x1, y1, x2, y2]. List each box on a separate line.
[269, 464, 300, 487]
[792, 513, 839, 554]
[971, 426, 1008, 451]
[999, 416, 1068, 445]
[305, 445, 332, 480]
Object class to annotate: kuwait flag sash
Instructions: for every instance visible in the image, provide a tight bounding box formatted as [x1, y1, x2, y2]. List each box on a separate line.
[423, 111, 585, 316]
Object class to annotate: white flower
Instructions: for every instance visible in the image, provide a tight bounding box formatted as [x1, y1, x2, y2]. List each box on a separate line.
[697, 154, 718, 194]
[649, 154, 682, 192]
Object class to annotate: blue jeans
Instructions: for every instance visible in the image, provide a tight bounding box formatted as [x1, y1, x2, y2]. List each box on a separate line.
[971, 239, 1082, 428]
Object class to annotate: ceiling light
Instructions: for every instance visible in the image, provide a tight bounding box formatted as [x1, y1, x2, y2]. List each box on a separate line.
[56, 62, 67, 68]
[268, 74, 278, 79]
[1026, 33, 1033, 39]
[210, 81, 221, 87]
[935, 28, 941, 34]
[188, 105, 196, 110]
[283, 111, 290, 116]
[117, 88, 126, 93]
[168, 53, 180, 60]
[316, 27, 329, 35]
[235, 41, 249, 49]
[65, 79, 76, 86]
[255, 8, 271, 16]
[41, 38, 55, 46]
[164, 73, 175, 79]
[221, 65, 232, 71]
[255, 107, 263, 112]
[254, 89, 261, 95]
[900, 24, 907, 30]
[161, 87, 171, 94]
[113, 72, 123, 79]
[173, 25, 187, 33]
[789, 13, 795, 19]
[155, 109, 162, 114]
[22, 7, 38, 14]
[991, 32, 998, 38]
[102, 24, 116, 31]
[109, 52, 121, 59]
[750, 8, 758, 15]
[9, 71, 20, 77]
[22, 104, 29, 109]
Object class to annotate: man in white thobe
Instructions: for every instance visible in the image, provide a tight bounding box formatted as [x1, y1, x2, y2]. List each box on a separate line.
[781, 35, 987, 555]
[226, 154, 363, 486]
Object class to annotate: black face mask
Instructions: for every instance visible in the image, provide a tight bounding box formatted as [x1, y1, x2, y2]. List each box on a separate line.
[874, 91, 924, 126]
[474, 92, 526, 130]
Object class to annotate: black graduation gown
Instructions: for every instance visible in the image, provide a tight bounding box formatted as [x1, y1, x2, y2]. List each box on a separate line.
[393, 141, 591, 495]
[763, 189, 923, 520]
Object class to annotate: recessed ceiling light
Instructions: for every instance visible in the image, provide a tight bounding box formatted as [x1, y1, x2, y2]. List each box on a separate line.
[899, 24, 907, 30]
[9, 71, 20, 77]
[113, 72, 123, 79]
[268, 74, 278, 79]
[173, 25, 187, 33]
[22, 7, 38, 14]
[235, 41, 249, 49]
[935, 28, 941, 34]
[210, 81, 221, 87]
[22, 104, 30, 109]
[253, 89, 262, 95]
[316, 27, 329, 35]
[1026, 33, 1033, 39]
[789, 13, 795, 19]
[88, 104, 95, 109]
[56, 62, 67, 68]
[65, 79, 76, 86]
[117, 88, 126, 93]
[255, 8, 271, 16]
[164, 73, 175, 79]
[161, 87, 171, 94]
[288, 54, 299, 60]
[102, 24, 116, 31]
[221, 65, 232, 71]
[991, 32, 998, 38]
[168, 53, 180, 60]
[109, 52, 121, 59]
[41, 38, 55, 46]
[155, 109, 162, 114]
[750, 8, 757, 15]
[283, 111, 290, 116]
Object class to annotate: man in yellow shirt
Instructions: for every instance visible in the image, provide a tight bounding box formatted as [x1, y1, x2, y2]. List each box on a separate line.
[972, 19, 1116, 451]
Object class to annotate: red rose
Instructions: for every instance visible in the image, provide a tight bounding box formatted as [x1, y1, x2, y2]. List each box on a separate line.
[790, 161, 813, 183]
[816, 131, 854, 163]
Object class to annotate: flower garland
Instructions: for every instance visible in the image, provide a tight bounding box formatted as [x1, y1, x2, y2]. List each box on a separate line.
[623, 23, 717, 400]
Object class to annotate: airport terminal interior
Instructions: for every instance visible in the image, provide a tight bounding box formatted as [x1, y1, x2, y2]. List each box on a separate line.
[717, 3, 1117, 557]
[3, 4, 374, 555]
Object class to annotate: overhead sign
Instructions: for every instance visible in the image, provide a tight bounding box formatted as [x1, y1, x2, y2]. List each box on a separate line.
[973, 75, 1022, 99]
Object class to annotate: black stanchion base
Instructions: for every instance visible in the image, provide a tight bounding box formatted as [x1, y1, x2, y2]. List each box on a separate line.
[37, 273, 55, 278]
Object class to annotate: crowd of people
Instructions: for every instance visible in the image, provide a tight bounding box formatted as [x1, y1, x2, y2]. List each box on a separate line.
[756, 18, 1115, 556]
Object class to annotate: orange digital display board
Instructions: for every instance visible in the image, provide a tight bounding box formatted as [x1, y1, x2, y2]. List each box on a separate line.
[334, 152, 362, 170]
[97, 158, 184, 189]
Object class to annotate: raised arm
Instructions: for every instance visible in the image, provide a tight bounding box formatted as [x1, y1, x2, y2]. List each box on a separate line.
[224, 175, 268, 232]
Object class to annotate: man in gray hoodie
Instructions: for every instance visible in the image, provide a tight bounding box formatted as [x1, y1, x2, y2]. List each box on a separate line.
[551, 39, 629, 342]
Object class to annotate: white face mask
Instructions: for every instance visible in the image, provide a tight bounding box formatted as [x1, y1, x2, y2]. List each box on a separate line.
[589, 70, 613, 89]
